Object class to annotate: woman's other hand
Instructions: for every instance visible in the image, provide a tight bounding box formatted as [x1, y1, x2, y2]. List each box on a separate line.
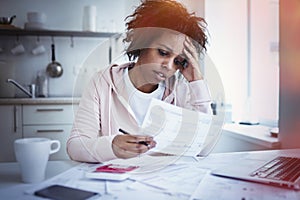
[112, 134, 156, 159]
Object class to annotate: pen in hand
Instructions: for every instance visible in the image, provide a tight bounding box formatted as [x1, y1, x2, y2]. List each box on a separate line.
[118, 128, 150, 147]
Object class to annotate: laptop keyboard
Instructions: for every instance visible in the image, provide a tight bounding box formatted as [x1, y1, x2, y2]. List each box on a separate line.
[250, 156, 300, 182]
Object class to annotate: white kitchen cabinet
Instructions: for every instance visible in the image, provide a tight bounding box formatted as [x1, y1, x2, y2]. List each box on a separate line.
[23, 105, 74, 125]
[0, 105, 22, 162]
[22, 105, 76, 160]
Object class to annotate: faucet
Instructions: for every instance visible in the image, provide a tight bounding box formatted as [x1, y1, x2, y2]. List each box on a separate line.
[7, 79, 35, 98]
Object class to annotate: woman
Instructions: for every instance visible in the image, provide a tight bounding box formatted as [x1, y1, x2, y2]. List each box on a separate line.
[67, 0, 212, 163]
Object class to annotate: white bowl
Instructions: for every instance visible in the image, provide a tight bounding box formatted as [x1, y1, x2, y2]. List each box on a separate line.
[24, 22, 46, 30]
[27, 12, 46, 23]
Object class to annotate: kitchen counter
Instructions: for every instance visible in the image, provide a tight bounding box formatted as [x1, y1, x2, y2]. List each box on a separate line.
[0, 97, 81, 105]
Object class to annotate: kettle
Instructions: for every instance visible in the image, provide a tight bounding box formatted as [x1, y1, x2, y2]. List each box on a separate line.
[0, 15, 16, 25]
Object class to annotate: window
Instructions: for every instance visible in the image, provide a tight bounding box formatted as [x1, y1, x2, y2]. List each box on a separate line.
[205, 0, 279, 126]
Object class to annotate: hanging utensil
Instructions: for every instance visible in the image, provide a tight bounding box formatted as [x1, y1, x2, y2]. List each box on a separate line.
[46, 44, 63, 78]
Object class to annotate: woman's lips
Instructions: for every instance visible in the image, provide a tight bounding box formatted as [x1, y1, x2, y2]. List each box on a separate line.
[154, 71, 166, 80]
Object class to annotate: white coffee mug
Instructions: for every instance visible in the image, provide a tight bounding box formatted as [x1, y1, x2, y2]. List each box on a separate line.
[11, 43, 25, 55]
[14, 138, 60, 183]
[32, 44, 46, 55]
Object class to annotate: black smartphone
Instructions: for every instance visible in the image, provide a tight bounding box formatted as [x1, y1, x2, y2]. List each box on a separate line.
[34, 184, 99, 200]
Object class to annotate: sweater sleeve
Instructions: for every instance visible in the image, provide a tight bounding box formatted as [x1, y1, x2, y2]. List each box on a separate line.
[67, 75, 118, 163]
[177, 79, 212, 114]
[189, 80, 212, 114]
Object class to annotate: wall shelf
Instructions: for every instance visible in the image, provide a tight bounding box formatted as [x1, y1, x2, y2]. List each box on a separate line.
[0, 29, 120, 38]
[0, 29, 122, 63]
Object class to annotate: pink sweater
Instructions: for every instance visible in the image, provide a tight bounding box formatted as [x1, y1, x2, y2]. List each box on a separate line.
[67, 63, 212, 163]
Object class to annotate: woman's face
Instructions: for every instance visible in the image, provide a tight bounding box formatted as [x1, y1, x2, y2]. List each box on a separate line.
[135, 32, 187, 85]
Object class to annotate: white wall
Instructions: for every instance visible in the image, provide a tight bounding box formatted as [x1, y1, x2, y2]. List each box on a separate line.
[0, 0, 139, 97]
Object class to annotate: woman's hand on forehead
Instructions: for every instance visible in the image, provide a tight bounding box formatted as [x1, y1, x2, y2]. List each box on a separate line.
[179, 36, 203, 82]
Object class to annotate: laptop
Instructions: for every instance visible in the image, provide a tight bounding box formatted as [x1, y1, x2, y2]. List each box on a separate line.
[211, 151, 300, 190]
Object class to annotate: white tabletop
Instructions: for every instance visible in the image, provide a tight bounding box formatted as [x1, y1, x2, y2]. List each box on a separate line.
[0, 160, 79, 189]
[0, 150, 299, 200]
[0, 160, 79, 199]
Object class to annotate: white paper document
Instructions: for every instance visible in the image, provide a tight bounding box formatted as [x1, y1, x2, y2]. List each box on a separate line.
[140, 98, 212, 157]
[128, 163, 209, 197]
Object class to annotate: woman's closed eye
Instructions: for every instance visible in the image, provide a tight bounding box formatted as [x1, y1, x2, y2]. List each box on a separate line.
[158, 49, 170, 57]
